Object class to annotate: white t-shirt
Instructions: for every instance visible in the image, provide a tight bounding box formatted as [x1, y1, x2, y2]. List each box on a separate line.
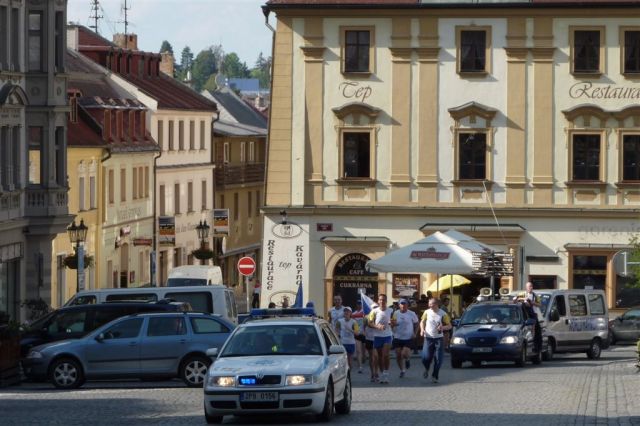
[421, 308, 451, 339]
[368, 307, 393, 338]
[329, 306, 345, 329]
[337, 318, 358, 345]
[392, 309, 419, 340]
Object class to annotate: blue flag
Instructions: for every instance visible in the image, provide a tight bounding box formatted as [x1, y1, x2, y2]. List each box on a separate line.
[293, 283, 303, 308]
[360, 292, 375, 315]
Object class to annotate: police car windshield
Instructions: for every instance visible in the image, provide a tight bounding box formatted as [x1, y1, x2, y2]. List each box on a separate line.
[461, 305, 522, 325]
[220, 324, 322, 357]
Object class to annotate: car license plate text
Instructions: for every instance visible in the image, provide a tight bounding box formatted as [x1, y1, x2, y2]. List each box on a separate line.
[241, 391, 278, 402]
[472, 347, 492, 353]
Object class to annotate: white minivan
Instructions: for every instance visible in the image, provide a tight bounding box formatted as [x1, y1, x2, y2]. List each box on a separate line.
[166, 265, 223, 287]
[65, 285, 238, 324]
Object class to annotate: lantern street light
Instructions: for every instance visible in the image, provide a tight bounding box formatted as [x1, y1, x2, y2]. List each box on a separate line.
[67, 219, 88, 293]
[195, 220, 210, 265]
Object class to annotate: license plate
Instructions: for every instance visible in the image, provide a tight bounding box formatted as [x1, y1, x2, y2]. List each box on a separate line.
[240, 392, 279, 402]
[472, 347, 492, 353]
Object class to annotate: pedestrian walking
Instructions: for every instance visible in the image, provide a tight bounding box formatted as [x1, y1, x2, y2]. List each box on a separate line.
[368, 294, 393, 384]
[251, 280, 261, 309]
[352, 300, 366, 373]
[392, 299, 419, 377]
[328, 295, 345, 332]
[420, 298, 452, 383]
[336, 307, 359, 369]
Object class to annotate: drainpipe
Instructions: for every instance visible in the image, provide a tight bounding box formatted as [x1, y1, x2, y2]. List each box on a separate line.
[211, 110, 220, 270]
[99, 148, 112, 289]
[152, 147, 162, 286]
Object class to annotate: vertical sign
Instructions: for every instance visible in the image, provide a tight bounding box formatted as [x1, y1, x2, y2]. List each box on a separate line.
[77, 244, 85, 291]
[213, 209, 230, 235]
[261, 216, 308, 308]
[158, 216, 175, 246]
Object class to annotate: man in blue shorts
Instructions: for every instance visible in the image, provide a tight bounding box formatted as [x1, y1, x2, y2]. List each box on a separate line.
[392, 299, 419, 377]
[368, 294, 393, 384]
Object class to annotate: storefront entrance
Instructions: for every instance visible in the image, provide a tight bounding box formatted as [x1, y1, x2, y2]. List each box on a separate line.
[332, 253, 378, 309]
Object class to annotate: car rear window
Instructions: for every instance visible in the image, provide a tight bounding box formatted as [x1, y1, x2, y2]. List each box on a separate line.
[569, 295, 587, 316]
[106, 293, 157, 303]
[165, 292, 212, 313]
[587, 294, 605, 315]
[67, 295, 97, 306]
[147, 317, 187, 336]
[190, 317, 229, 334]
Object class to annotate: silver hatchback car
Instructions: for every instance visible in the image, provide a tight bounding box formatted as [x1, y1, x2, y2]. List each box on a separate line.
[23, 312, 234, 389]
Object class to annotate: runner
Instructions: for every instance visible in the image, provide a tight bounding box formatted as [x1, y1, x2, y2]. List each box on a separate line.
[364, 303, 379, 382]
[336, 307, 359, 369]
[420, 298, 452, 384]
[392, 299, 419, 378]
[351, 300, 366, 373]
[368, 294, 393, 384]
[328, 295, 345, 332]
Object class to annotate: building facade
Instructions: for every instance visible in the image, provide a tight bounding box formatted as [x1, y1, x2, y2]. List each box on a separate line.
[72, 26, 218, 286]
[262, 0, 640, 314]
[0, 0, 70, 321]
[204, 86, 266, 311]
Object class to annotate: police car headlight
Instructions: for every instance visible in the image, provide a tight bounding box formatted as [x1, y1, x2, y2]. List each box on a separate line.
[27, 351, 43, 359]
[286, 375, 313, 386]
[207, 376, 236, 387]
[451, 337, 466, 345]
[500, 336, 519, 344]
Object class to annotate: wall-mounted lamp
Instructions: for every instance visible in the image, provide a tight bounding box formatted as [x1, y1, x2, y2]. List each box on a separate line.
[280, 209, 288, 225]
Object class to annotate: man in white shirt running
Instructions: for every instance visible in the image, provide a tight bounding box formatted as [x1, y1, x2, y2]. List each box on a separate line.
[392, 299, 419, 377]
[368, 294, 393, 384]
[420, 298, 452, 383]
[328, 295, 345, 332]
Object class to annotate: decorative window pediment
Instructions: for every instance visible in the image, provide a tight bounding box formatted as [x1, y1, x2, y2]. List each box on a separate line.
[448, 101, 497, 127]
[0, 84, 29, 107]
[332, 102, 381, 121]
[562, 104, 609, 123]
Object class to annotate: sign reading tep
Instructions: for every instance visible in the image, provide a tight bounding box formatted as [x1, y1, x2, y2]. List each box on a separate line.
[237, 256, 257, 276]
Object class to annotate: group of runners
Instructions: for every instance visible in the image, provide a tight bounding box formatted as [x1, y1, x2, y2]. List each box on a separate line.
[329, 293, 452, 384]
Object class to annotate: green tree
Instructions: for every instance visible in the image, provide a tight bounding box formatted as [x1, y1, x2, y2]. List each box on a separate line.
[221, 52, 250, 79]
[191, 48, 218, 92]
[202, 74, 218, 92]
[250, 52, 271, 88]
[159, 40, 173, 54]
[628, 236, 640, 288]
[177, 46, 194, 81]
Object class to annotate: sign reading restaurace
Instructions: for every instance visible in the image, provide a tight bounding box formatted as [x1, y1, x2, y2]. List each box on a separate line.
[238, 256, 256, 277]
[410, 247, 450, 260]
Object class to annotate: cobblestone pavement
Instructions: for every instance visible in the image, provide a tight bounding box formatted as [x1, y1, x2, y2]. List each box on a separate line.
[2, 345, 639, 425]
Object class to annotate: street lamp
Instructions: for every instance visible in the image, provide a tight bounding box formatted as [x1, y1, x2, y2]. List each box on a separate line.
[67, 219, 88, 293]
[195, 220, 210, 265]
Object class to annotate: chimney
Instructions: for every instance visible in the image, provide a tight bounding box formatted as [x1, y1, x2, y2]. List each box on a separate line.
[160, 51, 174, 77]
[112, 33, 138, 50]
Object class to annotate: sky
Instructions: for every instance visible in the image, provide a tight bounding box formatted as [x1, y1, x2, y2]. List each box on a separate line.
[67, 0, 273, 67]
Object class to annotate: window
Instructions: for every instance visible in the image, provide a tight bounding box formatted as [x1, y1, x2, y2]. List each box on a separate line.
[190, 317, 229, 334]
[189, 120, 195, 150]
[120, 168, 126, 202]
[568, 294, 588, 316]
[255, 190, 260, 217]
[249, 141, 255, 162]
[90, 176, 96, 209]
[47, 311, 87, 336]
[12, 127, 19, 189]
[588, 294, 605, 315]
[28, 126, 43, 185]
[1, 127, 10, 189]
[551, 295, 567, 317]
[571, 28, 603, 74]
[28, 12, 42, 71]
[187, 181, 193, 212]
[219, 194, 225, 209]
[108, 169, 114, 204]
[200, 120, 206, 150]
[571, 134, 601, 181]
[157, 120, 164, 150]
[55, 127, 65, 186]
[623, 30, 640, 74]
[0, 7, 7, 68]
[174, 183, 180, 214]
[144, 166, 149, 197]
[168, 120, 174, 150]
[55, 11, 64, 71]
[458, 132, 487, 180]
[233, 192, 239, 220]
[572, 254, 606, 290]
[341, 131, 370, 178]
[178, 120, 184, 150]
[159, 184, 166, 215]
[342, 28, 372, 73]
[147, 317, 186, 337]
[622, 134, 640, 181]
[528, 275, 557, 289]
[247, 192, 252, 218]
[458, 28, 490, 74]
[10, 8, 18, 70]
[132, 167, 138, 199]
[103, 318, 143, 339]
[78, 176, 85, 210]
[165, 292, 213, 313]
[201, 181, 207, 210]
[223, 142, 230, 163]
[240, 142, 246, 163]
[106, 293, 156, 303]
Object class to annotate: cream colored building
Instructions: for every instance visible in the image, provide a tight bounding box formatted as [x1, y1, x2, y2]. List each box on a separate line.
[262, 0, 640, 314]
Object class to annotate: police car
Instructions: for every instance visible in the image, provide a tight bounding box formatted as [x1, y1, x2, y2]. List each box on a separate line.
[203, 308, 351, 423]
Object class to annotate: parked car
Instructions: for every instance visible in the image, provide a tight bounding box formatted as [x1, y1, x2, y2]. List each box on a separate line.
[23, 312, 234, 389]
[20, 301, 191, 357]
[203, 308, 351, 424]
[609, 307, 640, 344]
[450, 301, 547, 368]
[66, 285, 238, 324]
[167, 265, 223, 287]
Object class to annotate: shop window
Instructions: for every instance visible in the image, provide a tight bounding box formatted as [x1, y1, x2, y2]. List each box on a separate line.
[458, 132, 487, 180]
[571, 134, 601, 181]
[342, 28, 373, 74]
[341, 131, 371, 179]
[572, 254, 606, 290]
[528, 275, 557, 289]
[571, 28, 604, 75]
[457, 28, 490, 75]
[623, 29, 640, 74]
[622, 134, 640, 181]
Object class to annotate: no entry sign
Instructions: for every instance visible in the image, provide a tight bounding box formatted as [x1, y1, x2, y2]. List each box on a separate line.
[237, 256, 256, 276]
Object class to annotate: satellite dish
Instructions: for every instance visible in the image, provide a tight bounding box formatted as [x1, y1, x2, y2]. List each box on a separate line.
[613, 249, 635, 278]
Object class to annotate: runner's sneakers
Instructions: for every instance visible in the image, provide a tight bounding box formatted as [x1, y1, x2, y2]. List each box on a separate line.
[380, 371, 389, 383]
[431, 376, 439, 384]
[399, 370, 406, 378]
[406, 359, 410, 369]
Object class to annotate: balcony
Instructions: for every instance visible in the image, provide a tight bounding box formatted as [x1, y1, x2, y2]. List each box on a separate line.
[25, 186, 69, 217]
[215, 163, 265, 189]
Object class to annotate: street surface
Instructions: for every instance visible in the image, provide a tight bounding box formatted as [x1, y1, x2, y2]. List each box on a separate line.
[2, 345, 639, 425]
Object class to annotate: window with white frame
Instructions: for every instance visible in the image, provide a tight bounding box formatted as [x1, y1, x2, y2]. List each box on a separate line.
[249, 141, 255, 162]
[78, 176, 85, 211]
[240, 142, 246, 163]
[223, 142, 230, 163]
[341, 131, 371, 179]
[458, 132, 487, 180]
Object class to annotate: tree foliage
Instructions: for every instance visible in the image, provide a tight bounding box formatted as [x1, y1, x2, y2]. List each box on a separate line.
[628, 235, 640, 288]
[221, 52, 250, 79]
[191, 48, 219, 92]
[159, 40, 173, 54]
[250, 52, 272, 89]
[176, 46, 194, 82]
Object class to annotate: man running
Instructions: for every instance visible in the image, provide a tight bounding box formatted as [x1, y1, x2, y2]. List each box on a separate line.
[363, 303, 378, 382]
[420, 298, 452, 384]
[351, 300, 366, 373]
[368, 294, 393, 384]
[328, 295, 345, 332]
[336, 307, 359, 369]
[392, 299, 419, 377]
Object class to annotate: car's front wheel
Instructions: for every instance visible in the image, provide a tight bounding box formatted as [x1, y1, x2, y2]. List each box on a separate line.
[542, 340, 554, 361]
[335, 375, 351, 415]
[317, 381, 334, 422]
[180, 355, 211, 387]
[586, 339, 602, 360]
[515, 345, 527, 367]
[49, 357, 84, 389]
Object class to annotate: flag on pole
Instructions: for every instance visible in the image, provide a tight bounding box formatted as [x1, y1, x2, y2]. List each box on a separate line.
[293, 283, 303, 308]
[360, 291, 376, 315]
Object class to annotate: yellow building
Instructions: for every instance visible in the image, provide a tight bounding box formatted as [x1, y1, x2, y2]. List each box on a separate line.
[261, 0, 640, 314]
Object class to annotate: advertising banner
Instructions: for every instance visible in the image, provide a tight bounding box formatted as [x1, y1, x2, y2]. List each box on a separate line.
[158, 216, 175, 246]
[213, 209, 230, 235]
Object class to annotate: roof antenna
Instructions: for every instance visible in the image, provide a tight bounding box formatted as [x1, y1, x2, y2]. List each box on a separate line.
[89, 0, 103, 34]
[122, 0, 131, 39]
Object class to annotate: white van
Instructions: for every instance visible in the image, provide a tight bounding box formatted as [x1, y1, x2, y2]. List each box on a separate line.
[535, 289, 609, 360]
[64, 285, 238, 324]
[166, 265, 223, 287]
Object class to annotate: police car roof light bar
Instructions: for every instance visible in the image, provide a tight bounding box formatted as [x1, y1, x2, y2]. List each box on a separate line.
[249, 308, 316, 317]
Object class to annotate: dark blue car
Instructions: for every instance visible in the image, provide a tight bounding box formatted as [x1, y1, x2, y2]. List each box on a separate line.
[450, 301, 547, 368]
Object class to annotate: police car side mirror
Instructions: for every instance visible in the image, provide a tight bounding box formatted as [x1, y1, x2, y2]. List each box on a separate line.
[549, 310, 560, 322]
[329, 345, 346, 355]
[206, 348, 218, 358]
[452, 319, 460, 328]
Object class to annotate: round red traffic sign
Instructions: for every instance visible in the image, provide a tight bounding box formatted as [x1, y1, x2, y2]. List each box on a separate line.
[237, 256, 256, 276]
